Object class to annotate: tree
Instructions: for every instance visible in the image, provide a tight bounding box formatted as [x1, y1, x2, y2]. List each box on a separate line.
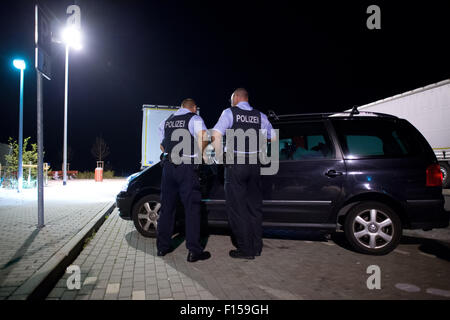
[4, 137, 38, 179]
[91, 136, 110, 162]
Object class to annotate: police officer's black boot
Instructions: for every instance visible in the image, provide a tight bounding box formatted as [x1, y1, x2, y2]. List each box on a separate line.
[187, 251, 211, 262]
[157, 247, 174, 257]
[229, 249, 255, 260]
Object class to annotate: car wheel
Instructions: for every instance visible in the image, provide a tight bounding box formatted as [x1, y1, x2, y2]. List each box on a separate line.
[440, 162, 450, 188]
[132, 195, 161, 238]
[344, 201, 402, 255]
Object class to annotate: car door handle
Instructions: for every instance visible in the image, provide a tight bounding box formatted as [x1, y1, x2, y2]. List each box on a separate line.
[325, 170, 343, 177]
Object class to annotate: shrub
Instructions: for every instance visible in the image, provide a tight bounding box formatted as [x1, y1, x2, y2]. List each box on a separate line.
[76, 171, 95, 179]
[103, 170, 115, 179]
[75, 170, 115, 179]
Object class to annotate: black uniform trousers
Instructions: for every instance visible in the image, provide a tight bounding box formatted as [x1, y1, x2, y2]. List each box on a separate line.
[157, 162, 203, 255]
[224, 163, 263, 256]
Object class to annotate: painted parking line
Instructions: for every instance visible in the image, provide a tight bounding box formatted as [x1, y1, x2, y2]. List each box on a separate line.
[426, 288, 450, 298]
[395, 283, 421, 293]
[418, 252, 436, 258]
[393, 249, 410, 255]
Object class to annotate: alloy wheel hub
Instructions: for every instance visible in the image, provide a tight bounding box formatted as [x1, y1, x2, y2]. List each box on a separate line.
[368, 223, 378, 233]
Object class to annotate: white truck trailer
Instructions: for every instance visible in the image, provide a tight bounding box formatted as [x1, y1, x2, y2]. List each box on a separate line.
[141, 105, 180, 169]
[141, 104, 202, 169]
[347, 79, 450, 187]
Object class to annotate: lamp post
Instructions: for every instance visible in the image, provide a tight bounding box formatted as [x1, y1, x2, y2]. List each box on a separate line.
[13, 59, 26, 192]
[61, 26, 81, 185]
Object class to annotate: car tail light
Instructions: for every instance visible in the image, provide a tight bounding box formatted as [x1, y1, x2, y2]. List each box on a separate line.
[426, 164, 442, 187]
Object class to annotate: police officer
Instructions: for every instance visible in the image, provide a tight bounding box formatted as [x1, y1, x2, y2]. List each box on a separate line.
[212, 88, 274, 259]
[157, 98, 211, 262]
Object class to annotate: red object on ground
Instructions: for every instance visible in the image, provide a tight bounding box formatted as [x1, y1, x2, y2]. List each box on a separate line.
[95, 167, 103, 182]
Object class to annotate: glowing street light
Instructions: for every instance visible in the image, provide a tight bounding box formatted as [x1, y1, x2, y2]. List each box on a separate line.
[13, 59, 26, 70]
[13, 59, 26, 192]
[61, 26, 82, 185]
[61, 26, 82, 50]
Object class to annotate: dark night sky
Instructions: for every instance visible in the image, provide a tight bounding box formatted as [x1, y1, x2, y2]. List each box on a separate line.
[0, 0, 449, 175]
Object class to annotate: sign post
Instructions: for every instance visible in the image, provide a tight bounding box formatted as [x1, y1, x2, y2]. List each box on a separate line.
[35, 4, 52, 228]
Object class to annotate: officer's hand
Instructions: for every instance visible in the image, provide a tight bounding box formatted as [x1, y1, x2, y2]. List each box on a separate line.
[202, 153, 209, 164]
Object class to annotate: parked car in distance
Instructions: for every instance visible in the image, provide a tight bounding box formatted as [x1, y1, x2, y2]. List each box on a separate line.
[116, 110, 449, 255]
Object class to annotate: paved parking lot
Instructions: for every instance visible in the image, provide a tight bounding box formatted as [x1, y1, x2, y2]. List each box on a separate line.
[0, 179, 124, 299]
[46, 196, 450, 300]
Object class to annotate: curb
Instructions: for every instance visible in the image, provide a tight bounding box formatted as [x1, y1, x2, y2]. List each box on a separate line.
[13, 202, 116, 300]
[443, 189, 450, 196]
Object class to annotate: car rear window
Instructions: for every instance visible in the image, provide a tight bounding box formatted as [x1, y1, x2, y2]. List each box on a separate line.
[331, 118, 427, 159]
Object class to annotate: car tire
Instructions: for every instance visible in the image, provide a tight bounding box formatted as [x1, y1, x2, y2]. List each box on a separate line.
[344, 201, 402, 255]
[440, 162, 450, 188]
[132, 194, 161, 238]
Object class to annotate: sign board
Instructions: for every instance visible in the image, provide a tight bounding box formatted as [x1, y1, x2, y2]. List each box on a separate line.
[35, 5, 52, 79]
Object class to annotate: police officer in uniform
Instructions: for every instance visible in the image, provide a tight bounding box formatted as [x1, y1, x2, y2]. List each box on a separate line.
[157, 98, 211, 262]
[212, 88, 274, 259]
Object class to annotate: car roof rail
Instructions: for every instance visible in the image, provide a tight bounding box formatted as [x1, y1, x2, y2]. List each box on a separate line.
[268, 110, 399, 120]
[349, 105, 360, 117]
[329, 111, 398, 118]
[272, 112, 335, 119]
[267, 110, 279, 120]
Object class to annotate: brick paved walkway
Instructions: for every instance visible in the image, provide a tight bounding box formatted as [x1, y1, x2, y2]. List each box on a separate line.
[0, 179, 124, 299]
[47, 207, 450, 300]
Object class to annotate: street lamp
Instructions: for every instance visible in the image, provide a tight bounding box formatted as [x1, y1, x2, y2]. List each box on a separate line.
[61, 26, 82, 185]
[13, 59, 26, 192]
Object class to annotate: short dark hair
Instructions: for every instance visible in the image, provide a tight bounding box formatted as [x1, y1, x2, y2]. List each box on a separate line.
[181, 98, 196, 109]
[233, 88, 248, 99]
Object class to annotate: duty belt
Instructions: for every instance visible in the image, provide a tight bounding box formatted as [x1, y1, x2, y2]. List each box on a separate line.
[161, 153, 200, 166]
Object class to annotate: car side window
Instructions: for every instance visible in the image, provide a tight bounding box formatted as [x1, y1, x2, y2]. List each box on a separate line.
[331, 118, 424, 159]
[345, 135, 384, 156]
[275, 121, 335, 161]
